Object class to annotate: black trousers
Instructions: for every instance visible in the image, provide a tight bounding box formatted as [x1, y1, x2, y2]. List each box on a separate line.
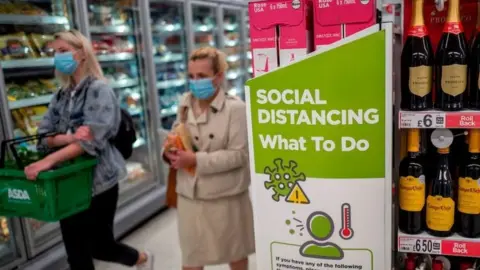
[60, 184, 139, 270]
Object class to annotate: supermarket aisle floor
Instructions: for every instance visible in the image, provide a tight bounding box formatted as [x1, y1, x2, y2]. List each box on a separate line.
[96, 209, 257, 270]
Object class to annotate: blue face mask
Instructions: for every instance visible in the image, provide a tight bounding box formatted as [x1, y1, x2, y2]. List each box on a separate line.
[189, 78, 216, 100]
[54, 52, 78, 75]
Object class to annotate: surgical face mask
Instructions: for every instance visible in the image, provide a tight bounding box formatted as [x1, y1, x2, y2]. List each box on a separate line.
[189, 78, 216, 100]
[54, 52, 78, 75]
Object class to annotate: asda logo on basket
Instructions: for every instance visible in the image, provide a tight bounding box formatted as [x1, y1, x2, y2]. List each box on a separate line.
[8, 188, 31, 201]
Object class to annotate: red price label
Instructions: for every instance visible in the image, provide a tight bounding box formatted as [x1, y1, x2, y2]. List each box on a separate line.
[445, 114, 480, 128]
[442, 240, 478, 256]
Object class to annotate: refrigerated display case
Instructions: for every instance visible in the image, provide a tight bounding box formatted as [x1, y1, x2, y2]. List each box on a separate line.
[150, 0, 188, 131]
[244, 12, 252, 82]
[220, 6, 245, 98]
[191, 1, 219, 49]
[0, 0, 78, 258]
[87, 0, 160, 206]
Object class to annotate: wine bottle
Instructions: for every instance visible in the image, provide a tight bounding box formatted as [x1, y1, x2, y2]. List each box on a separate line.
[401, 0, 434, 110]
[405, 258, 416, 270]
[432, 260, 443, 270]
[434, 0, 469, 111]
[399, 129, 426, 234]
[426, 147, 455, 237]
[468, 2, 480, 109]
[458, 129, 480, 238]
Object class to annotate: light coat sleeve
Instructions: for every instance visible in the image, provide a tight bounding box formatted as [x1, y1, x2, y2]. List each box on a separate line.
[78, 81, 119, 156]
[195, 101, 248, 175]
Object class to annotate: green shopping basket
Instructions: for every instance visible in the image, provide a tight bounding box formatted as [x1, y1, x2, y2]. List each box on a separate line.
[0, 133, 97, 222]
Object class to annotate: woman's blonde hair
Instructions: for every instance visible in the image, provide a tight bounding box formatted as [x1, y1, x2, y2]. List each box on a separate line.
[54, 30, 104, 89]
[189, 47, 228, 74]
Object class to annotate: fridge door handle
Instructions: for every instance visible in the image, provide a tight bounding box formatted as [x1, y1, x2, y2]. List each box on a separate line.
[138, 0, 164, 183]
[0, 63, 15, 141]
[74, 0, 91, 39]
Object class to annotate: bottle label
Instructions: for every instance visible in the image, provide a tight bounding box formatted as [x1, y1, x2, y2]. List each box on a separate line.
[409, 66, 432, 97]
[399, 175, 426, 211]
[426, 195, 455, 232]
[407, 25, 429, 38]
[441, 64, 468, 96]
[443, 22, 465, 34]
[458, 177, 480, 214]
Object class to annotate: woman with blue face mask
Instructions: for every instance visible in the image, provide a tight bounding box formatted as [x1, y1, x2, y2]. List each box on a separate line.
[23, 30, 154, 270]
[163, 47, 255, 270]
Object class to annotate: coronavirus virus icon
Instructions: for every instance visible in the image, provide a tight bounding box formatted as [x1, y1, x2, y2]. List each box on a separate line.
[264, 158, 306, 202]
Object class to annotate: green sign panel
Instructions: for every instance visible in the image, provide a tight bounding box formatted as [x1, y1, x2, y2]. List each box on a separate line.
[247, 30, 386, 179]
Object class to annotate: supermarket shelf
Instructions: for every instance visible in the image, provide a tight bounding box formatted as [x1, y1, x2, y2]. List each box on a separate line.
[128, 107, 143, 117]
[152, 24, 183, 34]
[1, 58, 54, 69]
[398, 231, 480, 257]
[9, 95, 53, 110]
[226, 54, 242, 62]
[0, 15, 68, 25]
[154, 53, 184, 64]
[161, 106, 177, 118]
[90, 25, 134, 34]
[225, 39, 240, 47]
[399, 110, 480, 129]
[194, 24, 216, 33]
[97, 53, 135, 62]
[157, 78, 185, 89]
[227, 69, 245, 80]
[224, 23, 239, 31]
[110, 78, 139, 89]
[133, 137, 146, 148]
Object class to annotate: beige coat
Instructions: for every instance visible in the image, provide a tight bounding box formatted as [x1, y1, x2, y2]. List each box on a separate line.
[170, 91, 255, 266]
[172, 91, 251, 199]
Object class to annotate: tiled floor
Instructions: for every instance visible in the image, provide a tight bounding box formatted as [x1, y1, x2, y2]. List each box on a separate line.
[96, 209, 257, 270]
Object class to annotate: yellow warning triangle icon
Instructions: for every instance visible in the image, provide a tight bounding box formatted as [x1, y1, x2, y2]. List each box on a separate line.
[286, 183, 310, 204]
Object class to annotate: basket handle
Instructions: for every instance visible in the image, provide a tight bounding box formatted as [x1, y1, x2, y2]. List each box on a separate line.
[0, 132, 58, 169]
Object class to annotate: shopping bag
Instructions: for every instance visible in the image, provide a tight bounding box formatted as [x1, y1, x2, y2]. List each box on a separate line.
[166, 167, 178, 208]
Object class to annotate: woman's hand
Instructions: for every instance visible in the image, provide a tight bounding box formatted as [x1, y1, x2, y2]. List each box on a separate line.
[170, 150, 196, 170]
[74, 126, 94, 142]
[24, 158, 55, 181]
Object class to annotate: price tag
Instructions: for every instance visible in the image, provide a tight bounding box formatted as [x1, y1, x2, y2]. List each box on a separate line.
[398, 237, 442, 255]
[400, 112, 446, 128]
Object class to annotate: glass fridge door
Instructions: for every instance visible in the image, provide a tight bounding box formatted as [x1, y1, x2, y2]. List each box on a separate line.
[0, 217, 26, 269]
[150, 0, 188, 131]
[87, 0, 158, 205]
[191, 2, 219, 50]
[221, 7, 245, 99]
[0, 0, 76, 257]
[245, 12, 252, 81]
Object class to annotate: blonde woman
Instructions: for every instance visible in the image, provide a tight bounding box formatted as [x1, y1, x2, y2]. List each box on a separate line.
[163, 47, 255, 270]
[23, 30, 153, 270]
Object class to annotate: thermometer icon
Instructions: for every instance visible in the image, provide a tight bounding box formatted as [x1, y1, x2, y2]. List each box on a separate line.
[339, 203, 354, 240]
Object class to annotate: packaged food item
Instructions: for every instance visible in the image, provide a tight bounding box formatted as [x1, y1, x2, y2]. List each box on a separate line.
[0, 32, 36, 60]
[0, 217, 9, 243]
[126, 162, 146, 181]
[23, 106, 48, 135]
[29, 34, 55, 57]
[15, 2, 47, 15]
[0, 1, 17, 14]
[38, 78, 58, 92]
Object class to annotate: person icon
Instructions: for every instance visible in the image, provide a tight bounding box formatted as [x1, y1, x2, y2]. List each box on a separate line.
[299, 211, 344, 260]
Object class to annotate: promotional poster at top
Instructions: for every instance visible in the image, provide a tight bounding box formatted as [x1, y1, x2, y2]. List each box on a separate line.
[248, 0, 377, 78]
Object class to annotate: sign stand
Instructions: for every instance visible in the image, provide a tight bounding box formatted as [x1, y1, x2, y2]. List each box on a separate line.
[245, 24, 393, 270]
